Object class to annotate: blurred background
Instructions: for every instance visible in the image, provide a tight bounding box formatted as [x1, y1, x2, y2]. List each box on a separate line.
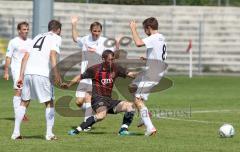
[0, 0, 240, 76]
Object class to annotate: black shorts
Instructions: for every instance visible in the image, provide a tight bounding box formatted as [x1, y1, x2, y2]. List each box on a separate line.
[91, 95, 121, 114]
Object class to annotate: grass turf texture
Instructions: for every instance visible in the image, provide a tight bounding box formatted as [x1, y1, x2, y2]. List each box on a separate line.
[0, 76, 239, 152]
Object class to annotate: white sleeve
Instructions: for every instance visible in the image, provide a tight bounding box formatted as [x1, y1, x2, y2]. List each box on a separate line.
[6, 40, 14, 57]
[76, 37, 83, 48]
[50, 36, 61, 54]
[26, 39, 33, 53]
[143, 36, 153, 49]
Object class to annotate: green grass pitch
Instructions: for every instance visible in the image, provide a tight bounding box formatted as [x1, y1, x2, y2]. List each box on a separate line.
[0, 76, 239, 152]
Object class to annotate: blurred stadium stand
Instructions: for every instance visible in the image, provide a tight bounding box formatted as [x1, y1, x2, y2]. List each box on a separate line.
[0, 1, 240, 75]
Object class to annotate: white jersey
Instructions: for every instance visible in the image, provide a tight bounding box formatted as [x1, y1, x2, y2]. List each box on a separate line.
[77, 35, 115, 74]
[6, 37, 32, 70]
[143, 33, 167, 61]
[24, 31, 61, 77]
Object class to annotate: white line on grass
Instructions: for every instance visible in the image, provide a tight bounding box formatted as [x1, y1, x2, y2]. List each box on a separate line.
[191, 109, 235, 114]
[160, 117, 233, 125]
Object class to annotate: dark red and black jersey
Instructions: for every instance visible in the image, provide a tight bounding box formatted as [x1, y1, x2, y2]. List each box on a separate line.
[81, 63, 127, 97]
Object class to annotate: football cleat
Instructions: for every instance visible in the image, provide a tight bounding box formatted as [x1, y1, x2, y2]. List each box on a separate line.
[68, 129, 79, 135]
[45, 134, 58, 140]
[118, 128, 130, 136]
[145, 128, 157, 136]
[11, 134, 23, 140]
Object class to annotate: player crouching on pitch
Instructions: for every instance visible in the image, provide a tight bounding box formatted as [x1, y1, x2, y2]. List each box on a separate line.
[61, 50, 137, 135]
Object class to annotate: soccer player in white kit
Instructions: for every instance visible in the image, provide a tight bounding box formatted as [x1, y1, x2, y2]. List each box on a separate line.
[71, 16, 116, 130]
[129, 17, 167, 136]
[3, 21, 32, 121]
[11, 20, 62, 140]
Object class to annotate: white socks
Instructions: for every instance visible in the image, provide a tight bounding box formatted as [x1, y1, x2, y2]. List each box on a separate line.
[140, 107, 154, 131]
[84, 102, 92, 122]
[13, 96, 21, 115]
[12, 106, 26, 136]
[45, 108, 55, 136]
[121, 124, 129, 129]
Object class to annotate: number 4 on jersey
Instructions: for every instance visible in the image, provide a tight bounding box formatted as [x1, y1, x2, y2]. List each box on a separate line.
[33, 36, 46, 51]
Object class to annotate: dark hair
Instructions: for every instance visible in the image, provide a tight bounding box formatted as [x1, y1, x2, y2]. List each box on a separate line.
[142, 17, 158, 30]
[90, 22, 102, 31]
[17, 21, 29, 30]
[48, 20, 62, 31]
[102, 50, 114, 59]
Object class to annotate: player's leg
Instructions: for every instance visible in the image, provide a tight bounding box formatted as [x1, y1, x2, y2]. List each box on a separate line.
[131, 70, 158, 136]
[114, 101, 135, 135]
[68, 95, 108, 135]
[76, 80, 93, 119]
[76, 91, 92, 129]
[14, 89, 29, 121]
[31, 75, 57, 140]
[134, 96, 156, 136]
[68, 106, 107, 135]
[11, 70, 21, 116]
[76, 80, 93, 131]
[44, 100, 57, 140]
[83, 92, 93, 121]
[11, 100, 30, 140]
[11, 75, 33, 139]
[12, 89, 21, 116]
[12, 69, 29, 121]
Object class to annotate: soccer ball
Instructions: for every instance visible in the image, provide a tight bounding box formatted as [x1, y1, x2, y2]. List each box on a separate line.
[219, 124, 235, 138]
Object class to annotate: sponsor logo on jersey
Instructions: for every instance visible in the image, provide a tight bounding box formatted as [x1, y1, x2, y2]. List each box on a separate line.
[101, 78, 113, 85]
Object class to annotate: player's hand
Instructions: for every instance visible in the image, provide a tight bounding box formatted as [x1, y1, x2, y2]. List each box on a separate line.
[60, 82, 69, 89]
[140, 56, 147, 61]
[53, 74, 62, 86]
[129, 20, 137, 29]
[3, 72, 9, 80]
[17, 79, 23, 88]
[71, 16, 79, 24]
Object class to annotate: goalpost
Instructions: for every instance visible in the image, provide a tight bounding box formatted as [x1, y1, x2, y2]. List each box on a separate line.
[32, 0, 54, 37]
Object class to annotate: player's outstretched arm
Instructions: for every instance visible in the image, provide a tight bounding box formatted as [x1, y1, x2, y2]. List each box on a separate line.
[127, 71, 139, 78]
[129, 20, 145, 47]
[3, 57, 11, 80]
[71, 16, 79, 43]
[68, 75, 81, 88]
[50, 50, 62, 86]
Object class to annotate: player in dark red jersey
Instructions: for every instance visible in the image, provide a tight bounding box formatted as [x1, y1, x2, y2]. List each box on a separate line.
[62, 50, 137, 135]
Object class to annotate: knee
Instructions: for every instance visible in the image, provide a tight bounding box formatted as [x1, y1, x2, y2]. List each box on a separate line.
[125, 102, 135, 112]
[95, 112, 107, 121]
[76, 98, 84, 107]
[134, 98, 145, 109]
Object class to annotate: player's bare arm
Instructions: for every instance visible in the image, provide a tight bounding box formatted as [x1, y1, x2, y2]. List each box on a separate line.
[3, 57, 11, 80]
[17, 52, 29, 88]
[129, 20, 145, 47]
[127, 71, 139, 78]
[50, 50, 62, 86]
[71, 16, 79, 43]
[61, 75, 81, 89]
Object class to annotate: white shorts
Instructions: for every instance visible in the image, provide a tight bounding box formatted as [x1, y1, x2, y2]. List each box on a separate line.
[75, 79, 92, 98]
[21, 74, 54, 103]
[11, 69, 21, 89]
[133, 71, 164, 101]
